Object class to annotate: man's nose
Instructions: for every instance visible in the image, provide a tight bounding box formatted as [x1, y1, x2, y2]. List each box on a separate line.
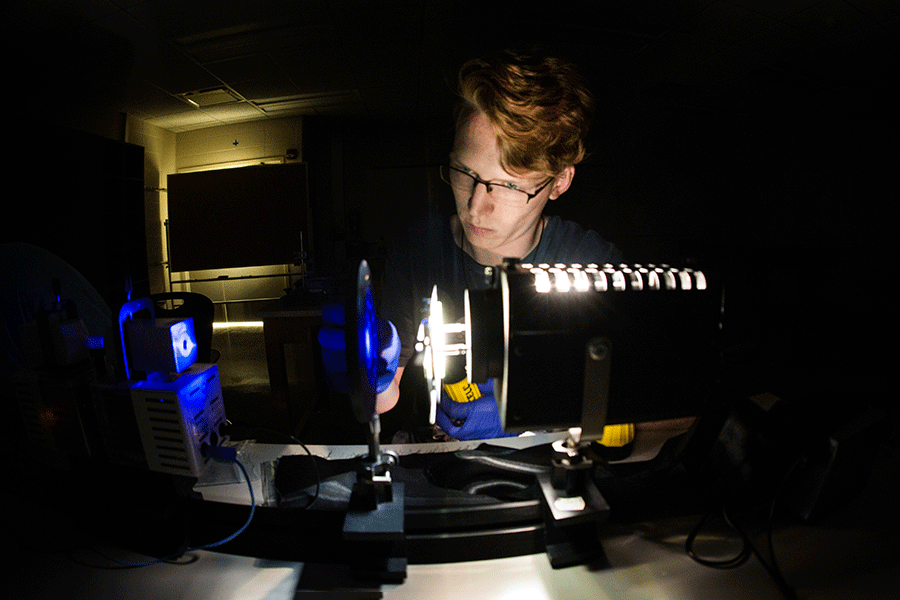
[468, 181, 494, 216]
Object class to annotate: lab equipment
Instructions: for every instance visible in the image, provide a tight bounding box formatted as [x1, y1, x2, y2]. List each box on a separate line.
[116, 298, 228, 478]
[420, 261, 722, 439]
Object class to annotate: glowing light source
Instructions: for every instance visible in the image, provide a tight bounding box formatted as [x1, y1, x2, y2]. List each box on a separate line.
[661, 269, 677, 290]
[421, 285, 448, 425]
[533, 268, 552, 293]
[552, 268, 571, 292]
[526, 263, 708, 294]
[429, 286, 446, 380]
[571, 268, 590, 292]
[694, 270, 708, 290]
[172, 321, 197, 359]
[213, 322, 264, 329]
[169, 318, 198, 373]
[624, 268, 643, 291]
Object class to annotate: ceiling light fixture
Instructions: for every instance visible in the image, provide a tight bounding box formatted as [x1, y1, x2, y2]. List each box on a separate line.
[179, 87, 242, 107]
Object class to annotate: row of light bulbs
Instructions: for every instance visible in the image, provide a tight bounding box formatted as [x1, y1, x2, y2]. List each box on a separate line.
[518, 263, 708, 294]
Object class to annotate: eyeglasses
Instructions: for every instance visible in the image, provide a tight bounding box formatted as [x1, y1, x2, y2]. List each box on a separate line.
[440, 165, 554, 208]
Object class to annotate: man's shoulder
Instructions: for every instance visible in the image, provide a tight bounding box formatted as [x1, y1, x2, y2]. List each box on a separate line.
[541, 215, 623, 265]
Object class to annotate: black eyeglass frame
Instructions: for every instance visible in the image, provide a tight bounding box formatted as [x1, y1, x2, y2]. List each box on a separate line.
[440, 165, 555, 205]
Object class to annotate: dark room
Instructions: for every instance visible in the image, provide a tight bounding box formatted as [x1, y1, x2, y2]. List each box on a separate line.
[2, 1, 895, 598]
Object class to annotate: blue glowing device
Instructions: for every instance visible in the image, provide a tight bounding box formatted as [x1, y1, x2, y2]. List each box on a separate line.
[115, 299, 225, 478]
[170, 319, 199, 373]
[131, 363, 226, 477]
[359, 286, 378, 392]
[127, 317, 199, 376]
[347, 261, 380, 424]
[117, 298, 201, 379]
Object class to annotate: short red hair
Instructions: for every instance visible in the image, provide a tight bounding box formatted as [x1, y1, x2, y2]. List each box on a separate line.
[456, 48, 594, 177]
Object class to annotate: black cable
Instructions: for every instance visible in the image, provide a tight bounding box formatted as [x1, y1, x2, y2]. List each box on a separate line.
[760, 458, 806, 600]
[723, 507, 799, 600]
[221, 422, 322, 509]
[232, 424, 322, 510]
[685, 457, 804, 600]
[684, 506, 753, 569]
[273, 443, 321, 510]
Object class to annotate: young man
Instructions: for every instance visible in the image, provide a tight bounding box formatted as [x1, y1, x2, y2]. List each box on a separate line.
[377, 49, 622, 439]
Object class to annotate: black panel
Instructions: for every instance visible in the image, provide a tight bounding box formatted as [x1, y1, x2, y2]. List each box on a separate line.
[167, 163, 308, 272]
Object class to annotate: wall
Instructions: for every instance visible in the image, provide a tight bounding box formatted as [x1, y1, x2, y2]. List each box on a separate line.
[301, 115, 455, 279]
[125, 116, 176, 298]
[175, 117, 302, 172]
[4, 120, 147, 311]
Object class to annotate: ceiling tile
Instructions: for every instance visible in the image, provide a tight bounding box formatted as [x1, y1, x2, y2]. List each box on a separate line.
[784, 0, 879, 42]
[204, 54, 282, 85]
[145, 111, 220, 132]
[680, 1, 777, 42]
[231, 78, 300, 104]
[274, 46, 357, 95]
[4, 0, 118, 34]
[9, 0, 894, 132]
[843, 0, 900, 21]
[146, 41, 223, 94]
[726, 0, 824, 20]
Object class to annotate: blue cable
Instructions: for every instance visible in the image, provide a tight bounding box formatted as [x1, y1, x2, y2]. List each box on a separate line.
[97, 448, 256, 567]
[189, 458, 255, 550]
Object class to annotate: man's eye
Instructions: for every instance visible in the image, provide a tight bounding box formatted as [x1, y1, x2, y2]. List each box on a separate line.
[501, 182, 521, 191]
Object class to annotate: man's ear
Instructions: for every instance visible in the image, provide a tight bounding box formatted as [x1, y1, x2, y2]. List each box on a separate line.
[549, 165, 575, 200]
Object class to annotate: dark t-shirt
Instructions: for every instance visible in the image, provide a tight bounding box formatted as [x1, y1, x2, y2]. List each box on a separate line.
[379, 213, 623, 370]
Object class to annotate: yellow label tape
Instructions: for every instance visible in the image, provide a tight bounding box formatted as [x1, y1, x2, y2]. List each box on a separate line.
[443, 378, 482, 404]
[600, 423, 635, 447]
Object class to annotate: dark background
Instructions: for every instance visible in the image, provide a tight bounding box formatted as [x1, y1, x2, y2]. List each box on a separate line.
[4, 1, 893, 421]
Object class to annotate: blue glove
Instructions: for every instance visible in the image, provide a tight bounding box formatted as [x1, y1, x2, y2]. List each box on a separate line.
[435, 379, 516, 440]
[318, 303, 400, 394]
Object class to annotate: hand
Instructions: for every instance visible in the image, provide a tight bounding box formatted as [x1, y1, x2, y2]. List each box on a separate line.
[435, 380, 515, 440]
[318, 303, 400, 394]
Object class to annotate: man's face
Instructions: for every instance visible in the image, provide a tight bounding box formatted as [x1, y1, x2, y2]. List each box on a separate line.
[451, 111, 572, 262]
